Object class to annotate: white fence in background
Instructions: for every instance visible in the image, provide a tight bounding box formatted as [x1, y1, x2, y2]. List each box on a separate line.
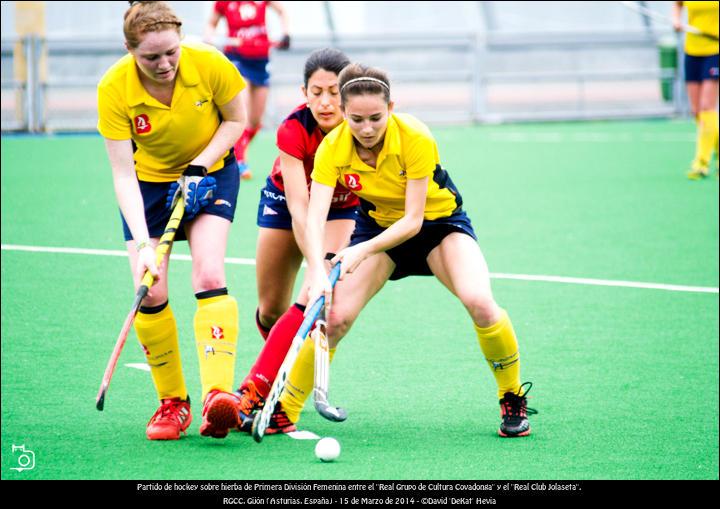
[1, 29, 685, 132]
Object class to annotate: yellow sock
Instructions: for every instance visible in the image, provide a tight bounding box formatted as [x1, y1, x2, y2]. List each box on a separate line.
[134, 302, 187, 401]
[475, 309, 522, 399]
[694, 110, 719, 169]
[279, 337, 336, 423]
[193, 290, 238, 402]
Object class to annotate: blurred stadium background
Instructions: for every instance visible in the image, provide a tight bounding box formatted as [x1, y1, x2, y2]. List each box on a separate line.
[1, 1, 692, 132]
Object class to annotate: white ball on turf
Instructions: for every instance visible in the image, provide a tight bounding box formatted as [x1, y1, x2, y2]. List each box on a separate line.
[315, 437, 341, 462]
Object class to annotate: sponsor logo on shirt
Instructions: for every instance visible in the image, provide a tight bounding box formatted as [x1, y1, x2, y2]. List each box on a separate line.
[331, 192, 352, 203]
[263, 189, 286, 202]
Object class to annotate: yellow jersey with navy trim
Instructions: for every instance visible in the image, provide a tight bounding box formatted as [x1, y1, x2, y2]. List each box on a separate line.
[684, 1, 719, 56]
[312, 113, 462, 228]
[97, 41, 245, 182]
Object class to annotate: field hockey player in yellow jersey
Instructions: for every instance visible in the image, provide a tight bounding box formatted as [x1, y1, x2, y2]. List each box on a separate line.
[289, 63, 535, 438]
[98, 1, 248, 440]
[673, 1, 719, 179]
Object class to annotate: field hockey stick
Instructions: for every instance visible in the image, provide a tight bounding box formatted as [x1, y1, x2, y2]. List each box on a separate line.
[95, 196, 184, 411]
[252, 261, 342, 442]
[618, 1, 719, 41]
[312, 305, 347, 422]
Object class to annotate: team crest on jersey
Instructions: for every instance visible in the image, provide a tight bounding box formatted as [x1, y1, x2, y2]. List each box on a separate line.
[211, 326, 224, 340]
[344, 173, 362, 191]
[134, 114, 151, 134]
[239, 2, 258, 20]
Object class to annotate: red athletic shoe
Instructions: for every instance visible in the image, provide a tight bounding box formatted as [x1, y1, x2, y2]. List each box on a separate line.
[146, 398, 192, 440]
[265, 402, 297, 435]
[199, 390, 241, 439]
[237, 162, 253, 180]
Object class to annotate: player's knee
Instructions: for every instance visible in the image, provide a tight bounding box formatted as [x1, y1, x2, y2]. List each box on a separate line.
[326, 309, 353, 345]
[462, 293, 500, 327]
[143, 290, 169, 308]
[699, 106, 717, 120]
[192, 269, 225, 294]
[257, 305, 283, 329]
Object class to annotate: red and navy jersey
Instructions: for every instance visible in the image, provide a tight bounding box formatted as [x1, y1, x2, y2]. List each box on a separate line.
[214, 1, 270, 58]
[271, 104, 358, 209]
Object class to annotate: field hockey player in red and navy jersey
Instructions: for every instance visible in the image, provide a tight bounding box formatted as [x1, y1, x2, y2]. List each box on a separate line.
[205, 1, 291, 180]
[232, 48, 359, 433]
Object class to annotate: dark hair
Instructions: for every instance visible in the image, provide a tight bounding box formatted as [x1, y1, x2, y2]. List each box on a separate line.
[303, 48, 351, 88]
[338, 63, 391, 104]
[124, 1, 182, 49]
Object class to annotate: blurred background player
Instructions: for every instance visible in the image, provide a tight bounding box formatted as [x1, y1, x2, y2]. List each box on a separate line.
[672, 1, 719, 179]
[232, 48, 358, 432]
[205, 1, 291, 180]
[97, 1, 247, 440]
[294, 63, 536, 438]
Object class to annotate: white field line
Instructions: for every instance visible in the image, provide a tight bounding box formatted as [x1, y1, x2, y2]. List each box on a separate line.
[484, 132, 696, 143]
[124, 363, 151, 372]
[2, 243, 718, 295]
[490, 272, 717, 294]
[286, 430, 321, 440]
[1, 243, 255, 266]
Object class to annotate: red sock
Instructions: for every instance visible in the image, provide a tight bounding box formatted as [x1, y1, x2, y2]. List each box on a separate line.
[234, 138, 247, 163]
[245, 124, 261, 143]
[243, 303, 304, 397]
[234, 125, 261, 163]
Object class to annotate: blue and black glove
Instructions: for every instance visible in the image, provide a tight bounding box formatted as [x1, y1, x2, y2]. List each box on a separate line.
[166, 164, 217, 219]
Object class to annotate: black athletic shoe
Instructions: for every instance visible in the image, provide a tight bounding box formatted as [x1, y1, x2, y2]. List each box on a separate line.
[498, 382, 537, 438]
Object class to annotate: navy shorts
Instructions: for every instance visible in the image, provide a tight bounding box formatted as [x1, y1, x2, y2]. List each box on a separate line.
[121, 155, 240, 242]
[257, 176, 358, 229]
[349, 209, 477, 281]
[226, 53, 270, 87]
[685, 53, 719, 82]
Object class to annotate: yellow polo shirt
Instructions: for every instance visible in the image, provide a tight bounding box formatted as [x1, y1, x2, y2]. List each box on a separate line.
[97, 41, 245, 181]
[312, 113, 462, 228]
[685, 1, 719, 56]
